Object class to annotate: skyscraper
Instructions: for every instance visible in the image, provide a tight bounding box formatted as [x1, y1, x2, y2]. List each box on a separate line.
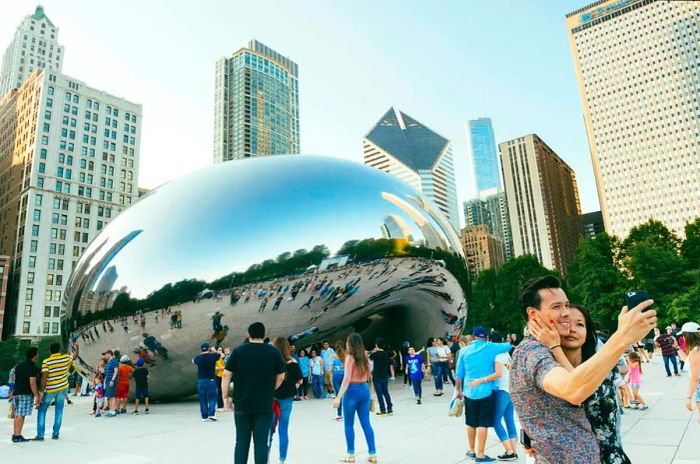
[363, 108, 459, 232]
[500, 134, 582, 273]
[0, 70, 141, 338]
[460, 225, 504, 280]
[566, 0, 700, 239]
[463, 191, 513, 261]
[465, 117, 501, 197]
[214, 40, 299, 163]
[0, 6, 64, 99]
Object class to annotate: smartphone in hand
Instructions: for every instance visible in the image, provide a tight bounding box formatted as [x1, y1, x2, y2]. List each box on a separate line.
[624, 290, 651, 312]
[520, 429, 532, 448]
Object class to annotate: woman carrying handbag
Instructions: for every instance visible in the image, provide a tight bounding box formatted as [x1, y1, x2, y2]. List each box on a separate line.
[332, 333, 378, 463]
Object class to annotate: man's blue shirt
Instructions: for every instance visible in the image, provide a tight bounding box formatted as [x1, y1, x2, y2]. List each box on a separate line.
[455, 340, 512, 399]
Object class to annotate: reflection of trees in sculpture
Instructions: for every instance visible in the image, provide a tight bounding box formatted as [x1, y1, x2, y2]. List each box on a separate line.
[73, 245, 332, 325]
[338, 238, 469, 296]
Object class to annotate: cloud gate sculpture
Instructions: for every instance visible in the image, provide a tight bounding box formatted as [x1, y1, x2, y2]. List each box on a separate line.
[63, 155, 468, 400]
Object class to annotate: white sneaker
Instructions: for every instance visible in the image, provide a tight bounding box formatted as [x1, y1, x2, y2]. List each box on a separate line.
[208, 416, 218, 421]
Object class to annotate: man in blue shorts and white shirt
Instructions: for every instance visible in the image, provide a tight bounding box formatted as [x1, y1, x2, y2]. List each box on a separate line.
[455, 326, 512, 463]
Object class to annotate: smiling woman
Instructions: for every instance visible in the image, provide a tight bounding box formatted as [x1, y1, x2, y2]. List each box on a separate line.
[60, 155, 469, 400]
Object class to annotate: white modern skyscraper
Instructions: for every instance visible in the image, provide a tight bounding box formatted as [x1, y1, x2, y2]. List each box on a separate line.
[0, 6, 64, 99]
[0, 69, 141, 338]
[363, 108, 459, 232]
[566, 0, 700, 238]
[465, 117, 501, 198]
[214, 40, 300, 163]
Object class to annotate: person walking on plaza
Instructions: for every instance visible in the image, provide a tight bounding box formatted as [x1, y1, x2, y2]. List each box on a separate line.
[490, 333, 519, 461]
[333, 333, 377, 463]
[370, 338, 393, 416]
[405, 346, 426, 404]
[309, 350, 324, 398]
[426, 337, 444, 396]
[10, 347, 39, 443]
[455, 326, 512, 463]
[222, 322, 286, 464]
[331, 342, 346, 420]
[272, 337, 303, 463]
[132, 358, 150, 414]
[678, 322, 700, 424]
[321, 340, 336, 398]
[626, 351, 648, 410]
[510, 276, 655, 463]
[656, 326, 680, 377]
[35, 342, 79, 440]
[103, 350, 119, 417]
[192, 342, 223, 422]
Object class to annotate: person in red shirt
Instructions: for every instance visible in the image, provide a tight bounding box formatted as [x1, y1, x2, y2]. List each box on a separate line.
[116, 355, 133, 413]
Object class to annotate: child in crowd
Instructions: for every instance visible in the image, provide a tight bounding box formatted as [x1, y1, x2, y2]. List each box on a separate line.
[615, 355, 631, 408]
[404, 346, 426, 404]
[626, 351, 648, 410]
[94, 374, 105, 417]
[132, 358, 150, 415]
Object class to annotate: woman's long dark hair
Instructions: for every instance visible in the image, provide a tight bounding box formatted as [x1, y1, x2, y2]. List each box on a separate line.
[346, 333, 370, 379]
[570, 304, 598, 362]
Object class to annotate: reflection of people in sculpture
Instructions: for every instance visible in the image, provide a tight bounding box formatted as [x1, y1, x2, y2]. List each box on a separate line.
[212, 325, 229, 347]
[299, 296, 314, 309]
[272, 295, 283, 311]
[142, 333, 169, 360]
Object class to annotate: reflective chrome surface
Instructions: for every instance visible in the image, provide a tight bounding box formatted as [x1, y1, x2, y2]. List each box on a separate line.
[63, 155, 468, 400]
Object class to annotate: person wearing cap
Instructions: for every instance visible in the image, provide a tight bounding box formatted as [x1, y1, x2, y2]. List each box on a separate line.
[678, 322, 700, 423]
[655, 326, 680, 377]
[192, 342, 224, 422]
[116, 355, 133, 413]
[132, 357, 150, 415]
[102, 350, 119, 417]
[455, 326, 513, 463]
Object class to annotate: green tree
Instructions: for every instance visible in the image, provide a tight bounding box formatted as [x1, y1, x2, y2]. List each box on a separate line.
[623, 219, 681, 253]
[668, 279, 700, 325]
[620, 220, 697, 324]
[682, 218, 700, 270]
[567, 233, 628, 332]
[467, 255, 556, 335]
[468, 268, 498, 329]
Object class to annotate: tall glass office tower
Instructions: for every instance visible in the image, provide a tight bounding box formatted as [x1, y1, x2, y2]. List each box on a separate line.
[465, 117, 501, 197]
[214, 40, 299, 163]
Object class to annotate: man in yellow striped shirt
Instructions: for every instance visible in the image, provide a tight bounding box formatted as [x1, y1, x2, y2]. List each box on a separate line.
[33, 342, 79, 441]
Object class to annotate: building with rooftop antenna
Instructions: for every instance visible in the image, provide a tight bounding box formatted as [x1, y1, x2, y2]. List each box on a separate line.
[0, 6, 64, 99]
[363, 107, 459, 232]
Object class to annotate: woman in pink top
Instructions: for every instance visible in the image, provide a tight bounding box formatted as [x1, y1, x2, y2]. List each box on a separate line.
[626, 351, 648, 410]
[332, 333, 377, 463]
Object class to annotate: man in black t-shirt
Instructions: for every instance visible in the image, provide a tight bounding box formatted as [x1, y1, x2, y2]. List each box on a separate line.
[192, 342, 224, 421]
[223, 322, 285, 464]
[11, 347, 39, 443]
[370, 337, 393, 415]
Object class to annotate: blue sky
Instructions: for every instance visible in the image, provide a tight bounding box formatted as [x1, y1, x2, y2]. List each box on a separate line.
[2, 0, 600, 217]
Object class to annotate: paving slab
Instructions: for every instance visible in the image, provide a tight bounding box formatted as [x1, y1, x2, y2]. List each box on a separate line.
[0, 355, 697, 463]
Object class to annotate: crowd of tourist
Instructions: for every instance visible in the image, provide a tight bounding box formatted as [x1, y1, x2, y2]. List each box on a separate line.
[4, 274, 700, 464]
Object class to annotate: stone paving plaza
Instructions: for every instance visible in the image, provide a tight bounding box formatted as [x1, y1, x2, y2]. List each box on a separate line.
[2, 355, 698, 464]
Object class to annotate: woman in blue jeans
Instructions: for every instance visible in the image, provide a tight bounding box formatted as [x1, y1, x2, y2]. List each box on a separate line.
[332, 333, 377, 463]
[272, 337, 303, 463]
[491, 333, 518, 461]
[331, 341, 346, 420]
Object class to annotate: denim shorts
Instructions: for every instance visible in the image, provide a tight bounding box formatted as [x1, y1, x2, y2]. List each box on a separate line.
[694, 382, 700, 403]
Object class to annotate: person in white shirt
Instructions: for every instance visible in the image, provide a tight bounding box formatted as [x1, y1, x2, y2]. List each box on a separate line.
[491, 333, 518, 462]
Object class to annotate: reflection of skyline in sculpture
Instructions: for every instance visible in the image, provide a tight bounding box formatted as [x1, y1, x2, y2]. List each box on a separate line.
[63, 156, 468, 400]
[381, 214, 414, 243]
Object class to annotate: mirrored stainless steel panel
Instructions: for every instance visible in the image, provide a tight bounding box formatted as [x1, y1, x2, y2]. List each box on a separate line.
[63, 155, 468, 400]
